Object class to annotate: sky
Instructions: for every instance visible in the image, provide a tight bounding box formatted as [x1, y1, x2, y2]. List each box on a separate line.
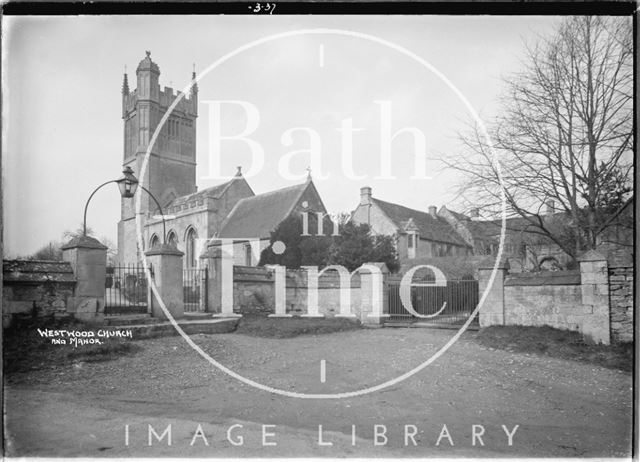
[2, 14, 563, 257]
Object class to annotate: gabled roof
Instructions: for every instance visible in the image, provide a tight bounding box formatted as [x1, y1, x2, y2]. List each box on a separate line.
[440, 206, 470, 222]
[371, 198, 469, 246]
[453, 213, 571, 245]
[167, 176, 253, 208]
[465, 220, 503, 241]
[217, 181, 314, 240]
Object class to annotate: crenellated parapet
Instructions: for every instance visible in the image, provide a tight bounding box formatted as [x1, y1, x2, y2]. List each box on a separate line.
[164, 192, 218, 216]
[122, 86, 197, 119]
[158, 86, 198, 117]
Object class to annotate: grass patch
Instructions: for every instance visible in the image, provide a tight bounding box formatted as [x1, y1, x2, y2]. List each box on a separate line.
[3, 317, 143, 374]
[234, 313, 363, 338]
[475, 325, 633, 372]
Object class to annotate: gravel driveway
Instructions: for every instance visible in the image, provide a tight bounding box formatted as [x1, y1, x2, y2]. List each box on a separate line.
[4, 328, 632, 457]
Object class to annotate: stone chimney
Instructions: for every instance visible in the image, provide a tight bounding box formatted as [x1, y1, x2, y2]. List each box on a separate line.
[470, 208, 479, 220]
[546, 200, 555, 215]
[360, 186, 372, 205]
[428, 205, 437, 218]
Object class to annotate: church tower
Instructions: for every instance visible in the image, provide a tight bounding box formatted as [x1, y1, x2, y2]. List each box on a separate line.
[117, 51, 198, 262]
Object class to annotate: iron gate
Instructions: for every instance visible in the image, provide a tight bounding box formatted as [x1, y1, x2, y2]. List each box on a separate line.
[184, 267, 208, 312]
[387, 278, 479, 327]
[105, 263, 151, 314]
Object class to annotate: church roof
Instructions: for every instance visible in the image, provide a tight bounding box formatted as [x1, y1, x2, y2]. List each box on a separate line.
[167, 176, 251, 209]
[372, 198, 469, 247]
[217, 181, 313, 240]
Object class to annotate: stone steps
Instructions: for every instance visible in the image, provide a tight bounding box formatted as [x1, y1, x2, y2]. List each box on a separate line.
[183, 312, 215, 320]
[101, 313, 239, 339]
[384, 320, 479, 331]
[103, 314, 159, 326]
[384, 321, 416, 328]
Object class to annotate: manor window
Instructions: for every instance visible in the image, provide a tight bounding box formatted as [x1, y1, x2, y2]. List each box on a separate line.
[408, 232, 418, 259]
[244, 243, 253, 266]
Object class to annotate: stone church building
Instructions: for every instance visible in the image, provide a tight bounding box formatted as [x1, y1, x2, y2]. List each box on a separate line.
[117, 52, 326, 267]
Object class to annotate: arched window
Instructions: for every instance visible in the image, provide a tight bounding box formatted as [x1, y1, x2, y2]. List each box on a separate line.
[149, 234, 160, 249]
[185, 227, 198, 268]
[167, 230, 178, 247]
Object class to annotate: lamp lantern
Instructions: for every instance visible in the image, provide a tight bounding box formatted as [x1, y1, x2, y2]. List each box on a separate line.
[116, 166, 139, 198]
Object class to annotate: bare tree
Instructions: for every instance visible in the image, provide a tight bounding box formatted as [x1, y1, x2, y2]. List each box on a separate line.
[26, 241, 63, 261]
[443, 16, 633, 259]
[24, 227, 117, 263]
[100, 236, 118, 265]
[62, 223, 95, 241]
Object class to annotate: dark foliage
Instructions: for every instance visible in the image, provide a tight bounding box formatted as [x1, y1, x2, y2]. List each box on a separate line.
[260, 214, 399, 273]
[327, 221, 399, 273]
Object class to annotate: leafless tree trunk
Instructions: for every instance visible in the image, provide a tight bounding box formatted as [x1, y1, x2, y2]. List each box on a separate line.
[443, 16, 633, 259]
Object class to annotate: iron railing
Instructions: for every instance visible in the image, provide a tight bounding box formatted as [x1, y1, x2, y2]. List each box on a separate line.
[387, 278, 479, 326]
[105, 263, 151, 314]
[183, 267, 208, 312]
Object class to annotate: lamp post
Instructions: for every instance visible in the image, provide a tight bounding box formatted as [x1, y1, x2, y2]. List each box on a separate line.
[82, 166, 168, 243]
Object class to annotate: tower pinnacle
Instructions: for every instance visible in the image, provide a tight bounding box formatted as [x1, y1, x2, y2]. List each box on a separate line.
[122, 66, 129, 95]
[190, 63, 198, 95]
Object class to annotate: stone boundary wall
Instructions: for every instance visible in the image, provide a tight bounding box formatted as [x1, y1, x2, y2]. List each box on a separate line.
[609, 265, 633, 343]
[504, 270, 581, 286]
[4, 237, 112, 327]
[479, 251, 627, 345]
[233, 266, 274, 315]
[233, 265, 364, 316]
[502, 271, 584, 332]
[2, 260, 76, 327]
